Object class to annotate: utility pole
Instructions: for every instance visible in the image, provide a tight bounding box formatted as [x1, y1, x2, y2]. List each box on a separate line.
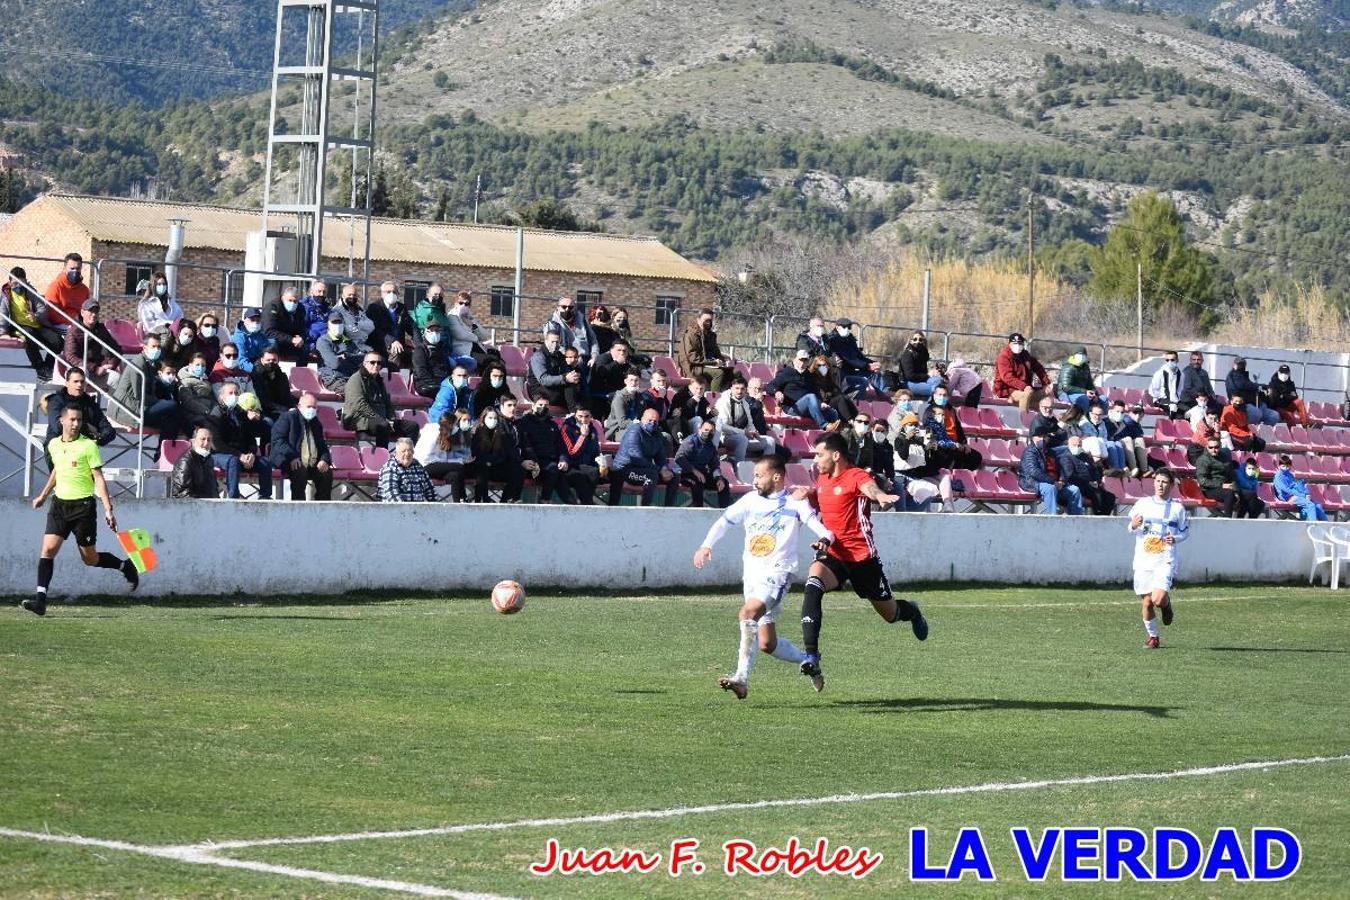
[1026, 193, 1036, 338]
[1136, 260, 1144, 361]
[473, 173, 481, 225]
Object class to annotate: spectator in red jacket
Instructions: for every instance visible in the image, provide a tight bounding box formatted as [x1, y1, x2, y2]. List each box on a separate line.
[1219, 392, 1266, 453]
[993, 331, 1053, 412]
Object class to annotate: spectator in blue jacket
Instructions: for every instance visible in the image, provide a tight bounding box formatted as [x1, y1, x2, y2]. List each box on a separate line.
[231, 307, 275, 365]
[269, 393, 332, 501]
[301, 280, 333, 346]
[1274, 454, 1326, 520]
[1234, 456, 1267, 519]
[428, 365, 474, 424]
[606, 408, 676, 506]
[673, 419, 731, 508]
[1019, 422, 1083, 515]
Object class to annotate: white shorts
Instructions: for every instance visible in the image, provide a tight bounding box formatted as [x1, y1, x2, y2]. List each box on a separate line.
[1133, 561, 1176, 596]
[743, 571, 794, 625]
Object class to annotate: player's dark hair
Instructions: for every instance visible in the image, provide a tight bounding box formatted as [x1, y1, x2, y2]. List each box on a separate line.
[758, 454, 785, 475]
[814, 431, 848, 455]
[1278, 454, 1293, 466]
[66, 366, 85, 381]
[1153, 467, 1174, 482]
[61, 403, 82, 419]
[730, 375, 748, 387]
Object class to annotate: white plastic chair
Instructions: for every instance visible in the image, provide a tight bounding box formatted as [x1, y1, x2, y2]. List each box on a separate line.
[1307, 524, 1338, 588]
[1327, 526, 1350, 590]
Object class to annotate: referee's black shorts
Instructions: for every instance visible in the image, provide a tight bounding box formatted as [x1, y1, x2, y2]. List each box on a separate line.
[816, 551, 893, 602]
[45, 496, 98, 546]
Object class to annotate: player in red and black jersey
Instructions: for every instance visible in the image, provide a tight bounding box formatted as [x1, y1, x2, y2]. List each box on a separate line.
[797, 431, 928, 689]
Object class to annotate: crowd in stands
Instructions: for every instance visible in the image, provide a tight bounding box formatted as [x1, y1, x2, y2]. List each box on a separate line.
[3, 255, 1344, 520]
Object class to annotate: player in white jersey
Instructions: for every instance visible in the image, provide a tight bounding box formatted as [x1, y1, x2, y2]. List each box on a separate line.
[1127, 468, 1189, 649]
[694, 454, 834, 699]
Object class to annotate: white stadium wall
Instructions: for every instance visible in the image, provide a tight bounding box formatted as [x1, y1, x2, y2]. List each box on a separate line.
[0, 500, 1318, 599]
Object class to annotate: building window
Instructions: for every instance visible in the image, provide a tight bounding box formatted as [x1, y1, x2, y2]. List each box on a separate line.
[575, 289, 603, 318]
[221, 272, 245, 307]
[655, 295, 681, 326]
[124, 262, 155, 297]
[403, 281, 431, 308]
[490, 285, 515, 318]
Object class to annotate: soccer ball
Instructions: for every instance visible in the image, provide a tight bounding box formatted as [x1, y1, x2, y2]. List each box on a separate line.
[491, 580, 526, 614]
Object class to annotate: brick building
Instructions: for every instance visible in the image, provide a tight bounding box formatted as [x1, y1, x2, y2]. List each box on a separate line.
[0, 193, 718, 353]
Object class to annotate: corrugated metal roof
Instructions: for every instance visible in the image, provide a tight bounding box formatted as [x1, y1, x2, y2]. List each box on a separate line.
[41, 194, 717, 283]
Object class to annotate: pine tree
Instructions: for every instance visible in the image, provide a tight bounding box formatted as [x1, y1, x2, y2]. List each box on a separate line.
[1089, 191, 1218, 311]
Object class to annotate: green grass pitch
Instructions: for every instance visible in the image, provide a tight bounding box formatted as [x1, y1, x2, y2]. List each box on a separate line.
[1, 583, 1347, 897]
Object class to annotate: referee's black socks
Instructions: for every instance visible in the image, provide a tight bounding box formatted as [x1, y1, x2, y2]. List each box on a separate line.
[801, 577, 826, 656]
[95, 552, 123, 570]
[36, 558, 53, 591]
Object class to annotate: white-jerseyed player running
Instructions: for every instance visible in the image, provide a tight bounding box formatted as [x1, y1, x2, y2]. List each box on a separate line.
[1127, 468, 1189, 649]
[693, 454, 834, 699]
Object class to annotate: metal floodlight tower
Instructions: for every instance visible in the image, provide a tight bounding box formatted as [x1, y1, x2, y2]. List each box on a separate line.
[261, 0, 380, 281]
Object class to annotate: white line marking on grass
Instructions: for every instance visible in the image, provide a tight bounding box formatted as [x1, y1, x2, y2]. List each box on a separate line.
[195, 753, 1350, 851]
[0, 828, 511, 899]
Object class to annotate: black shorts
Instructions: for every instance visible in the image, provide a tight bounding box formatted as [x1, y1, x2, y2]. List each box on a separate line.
[45, 496, 98, 546]
[816, 552, 893, 602]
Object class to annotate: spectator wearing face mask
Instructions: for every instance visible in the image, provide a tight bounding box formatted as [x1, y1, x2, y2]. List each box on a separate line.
[588, 305, 620, 356]
[1019, 422, 1083, 515]
[316, 310, 369, 393]
[1057, 346, 1100, 412]
[110, 333, 181, 438]
[1059, 434, 1116, 516]
[270, 393, 332, 501]
[897, 330, 940, 398]
[677, 308, 733, 390]
[769, 351, 837, 431]
[44, 252, 90, 329]
[170, 426, 220, 499]
[829, 318, 886, 399]
[0, 266, 62, 381]
[413, 283, 452, 332]
[922, 384, 983, 471]
[1149, 351, 1184, 419]
[590, 340, 637, 415]
[515, 395, 576, 503]
[176, 352, 220, 431]
[446, 290, 486, 373]
[528, 325, 585, 411]
[1226, 357, 1280, 426]
[1195, 438, 1257, 518]
[1273, 455, 1325, 521]
[1233, 457, 1267, 519]
[892, 412, 952, 511]
[415, 411, 474, 502]
[469, 406, 526, 503]
[886, 387, 918, 440]
[944, 358, 983, 409]
[546, 296, 600, 366]
[559, 407, 603, 504]
[716, 376, 774, 462]
[808, 353, 858, 426]
[194, 314, 223, 369]
[1266, 365, 1311, 427]
[367, 280, 414, 368]
[232, 307, 275, 365]
[1073, 403, 1127, 474]
[250, 348, 294, 422]
[163, 318, 201, 371]
[994, 331, 1053, 412]
[210, 384, 273, 500]
[1105, 400, 1151, 477]
[343, 351, 419, 449]
[1028, 395, 1067, 450]
[608, 307, 651, 373]
[264, 289, 310, 362]
[607, 409, 677, 506]
[135, 271, 183, 338]
[673, 418, 731, 508]
[429, 364, 474, 424]
[796, 317, 830, 360]
[855, 416, 897, 492]
[208, 342, 252, 392]
[411, 321, 453, 399]
[300, 280, 333, 345]
[472, 361, 513, 414]
[335, 283, 376, 348]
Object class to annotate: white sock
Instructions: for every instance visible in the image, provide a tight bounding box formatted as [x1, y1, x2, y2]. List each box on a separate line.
[770, 636, 807, 664]
[1144, 618, 1159, 638]
[35, 586, 47, 594]
[735, 618, 758, 680]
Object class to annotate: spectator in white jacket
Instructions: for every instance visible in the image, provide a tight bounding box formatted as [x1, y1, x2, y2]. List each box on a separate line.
[446, 289, 489, 372]
[715, 376, 776, 462]
[1148, 352, 1184, 419]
